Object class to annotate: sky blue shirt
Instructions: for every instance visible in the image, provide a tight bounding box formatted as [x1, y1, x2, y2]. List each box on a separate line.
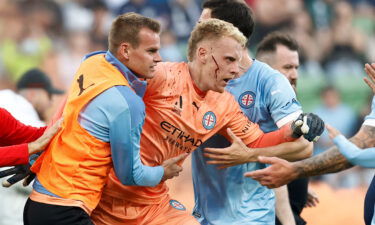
[334, 135, 375, 168]
[34, 51, 164, 197]
[333, 96, 375, 168]
[192, 60, 302, 225]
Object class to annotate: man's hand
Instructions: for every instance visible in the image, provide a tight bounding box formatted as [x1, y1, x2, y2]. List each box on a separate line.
[292, 113, 324, 142]
[204, 128, 256, 168]
[364, 63, 375, 93]
[244, 156, 298, 188]
[161, 153, 188, 181]
[326, 124, 341, 140]
[28, 118, 63, 155]
[305, 188, 319, 208]
[0, 164, 35, 187]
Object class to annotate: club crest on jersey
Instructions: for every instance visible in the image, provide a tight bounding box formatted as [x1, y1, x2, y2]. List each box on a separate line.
[169, 200, 186, 211]
[239, 91, 255, 108]
[202, 111, 216, 130]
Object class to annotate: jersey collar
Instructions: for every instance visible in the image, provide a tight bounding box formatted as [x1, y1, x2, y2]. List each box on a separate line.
[82, 51, 147, 98]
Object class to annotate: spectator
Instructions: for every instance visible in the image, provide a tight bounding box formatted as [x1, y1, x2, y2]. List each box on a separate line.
[0, 68, 63, 225]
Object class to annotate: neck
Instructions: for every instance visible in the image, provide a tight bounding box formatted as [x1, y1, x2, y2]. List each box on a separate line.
[238, 49, 253, 77]
[188, 61, 207, 92]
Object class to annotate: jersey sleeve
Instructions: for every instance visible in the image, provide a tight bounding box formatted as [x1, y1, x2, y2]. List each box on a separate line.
[79, 87, 164, 187]
[224, 95, 296, 147]
[224, 96, 264, 145]
[0, 143, 29, 166]
[264, 74, 302, 127]
[334, 134, 375, 168]
[0, 108, 46, 146]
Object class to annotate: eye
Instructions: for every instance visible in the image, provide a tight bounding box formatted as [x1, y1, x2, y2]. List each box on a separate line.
[147, 49, 158, 53]
[226, 57, 236, 62]
[283, 65, 293, 70]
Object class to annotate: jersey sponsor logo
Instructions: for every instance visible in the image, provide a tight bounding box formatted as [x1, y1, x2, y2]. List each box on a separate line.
[161, 121, 203, 153]
[202, 111, 216, 130]
[238, 91, 255, 108]
[169, 200, 186, 211]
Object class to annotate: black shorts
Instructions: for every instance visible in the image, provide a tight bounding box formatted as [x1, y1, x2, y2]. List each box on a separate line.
[24, 198, 94, 225]
[365, 176, 375, 225]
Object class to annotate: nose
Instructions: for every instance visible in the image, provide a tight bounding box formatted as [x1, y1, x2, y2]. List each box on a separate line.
[230, 63, 240, 77]
[154, 52, 162, 63]
[290, 68, 298, 79]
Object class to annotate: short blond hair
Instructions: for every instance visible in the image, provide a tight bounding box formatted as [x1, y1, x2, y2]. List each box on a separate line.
[187, 18, 247, 61]
[108, 12, 160, 54]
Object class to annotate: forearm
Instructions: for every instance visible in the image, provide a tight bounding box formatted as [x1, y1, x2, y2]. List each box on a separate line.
[111, 123, 164, 187]
[292, 146, 352, 179]
[292, 125, 375, 178]
[275, 186, 296, 225]
[0, 144, 29, 167]
[249, 124, 296, 148]
[252, 137, 312, 162]
[334, 135, 375, 168]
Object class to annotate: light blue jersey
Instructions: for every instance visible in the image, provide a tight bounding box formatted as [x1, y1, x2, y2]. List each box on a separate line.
[192, 60, 302, 225]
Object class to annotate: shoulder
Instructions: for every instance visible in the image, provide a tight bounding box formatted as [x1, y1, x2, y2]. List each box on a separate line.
[146, 62, 188, 96]
[94, 86, 145, 115]
[154, 62, 188, 78]
[247, 61, 289, 87]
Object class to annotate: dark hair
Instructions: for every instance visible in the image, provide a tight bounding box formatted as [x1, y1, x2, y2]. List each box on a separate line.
[202, 0, 254, 46]
[108, 12, 160, 54]
[256, 31, 299, 57]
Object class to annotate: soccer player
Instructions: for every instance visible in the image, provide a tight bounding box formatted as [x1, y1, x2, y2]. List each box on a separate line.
[246, 63, 375, 225]
[0, 108, 61, 167]
[256, 32, 312, 225]
[192, 1, 313, 224]
[91, 18, 324, 225]
[23, 13, 184, 225]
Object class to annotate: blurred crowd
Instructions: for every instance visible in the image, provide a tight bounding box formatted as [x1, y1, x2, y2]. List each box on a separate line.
[0, 0, 374, 189]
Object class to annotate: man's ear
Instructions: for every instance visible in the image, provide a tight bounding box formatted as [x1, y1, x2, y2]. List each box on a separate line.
[197, 46, 208, 64]
[118, 43, 131, 60]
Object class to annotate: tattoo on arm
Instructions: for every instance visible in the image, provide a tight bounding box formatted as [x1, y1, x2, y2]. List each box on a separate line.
[350, 126, 375, 149]
[293, 125, 375, 178]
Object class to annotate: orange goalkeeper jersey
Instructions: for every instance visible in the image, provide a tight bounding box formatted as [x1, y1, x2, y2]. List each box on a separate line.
[101, 62, 283, 204]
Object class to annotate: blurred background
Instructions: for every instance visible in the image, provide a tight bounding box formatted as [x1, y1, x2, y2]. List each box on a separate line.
[0, 0, 374, 224]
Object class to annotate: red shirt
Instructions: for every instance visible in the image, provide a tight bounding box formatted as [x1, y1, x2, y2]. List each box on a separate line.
[0, 108, 46, 166]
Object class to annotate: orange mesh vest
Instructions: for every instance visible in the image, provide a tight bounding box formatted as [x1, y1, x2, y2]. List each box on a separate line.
[31, 53, 130, 210]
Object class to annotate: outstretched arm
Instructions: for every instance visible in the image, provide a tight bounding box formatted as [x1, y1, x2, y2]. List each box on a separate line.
[327, 124, 375, 168]
[244, 125, 375, 188]
[204, 126, 313, 168]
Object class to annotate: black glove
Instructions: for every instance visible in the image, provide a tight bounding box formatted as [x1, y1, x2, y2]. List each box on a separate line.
[292, 113, 325, 142]
[0, 153, 39, 188]
[0, 164, 35, 187]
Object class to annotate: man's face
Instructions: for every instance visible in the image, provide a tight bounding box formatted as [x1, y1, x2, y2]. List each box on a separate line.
[201, 37, 242, 93]
[272, 45, 299, 92]
[126, 28, 162, 79]
[199, 8, 212, 22]
[27, 88, 52, 121]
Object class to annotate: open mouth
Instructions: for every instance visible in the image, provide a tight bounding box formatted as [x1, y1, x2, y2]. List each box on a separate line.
[223, 78, 231, 83]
